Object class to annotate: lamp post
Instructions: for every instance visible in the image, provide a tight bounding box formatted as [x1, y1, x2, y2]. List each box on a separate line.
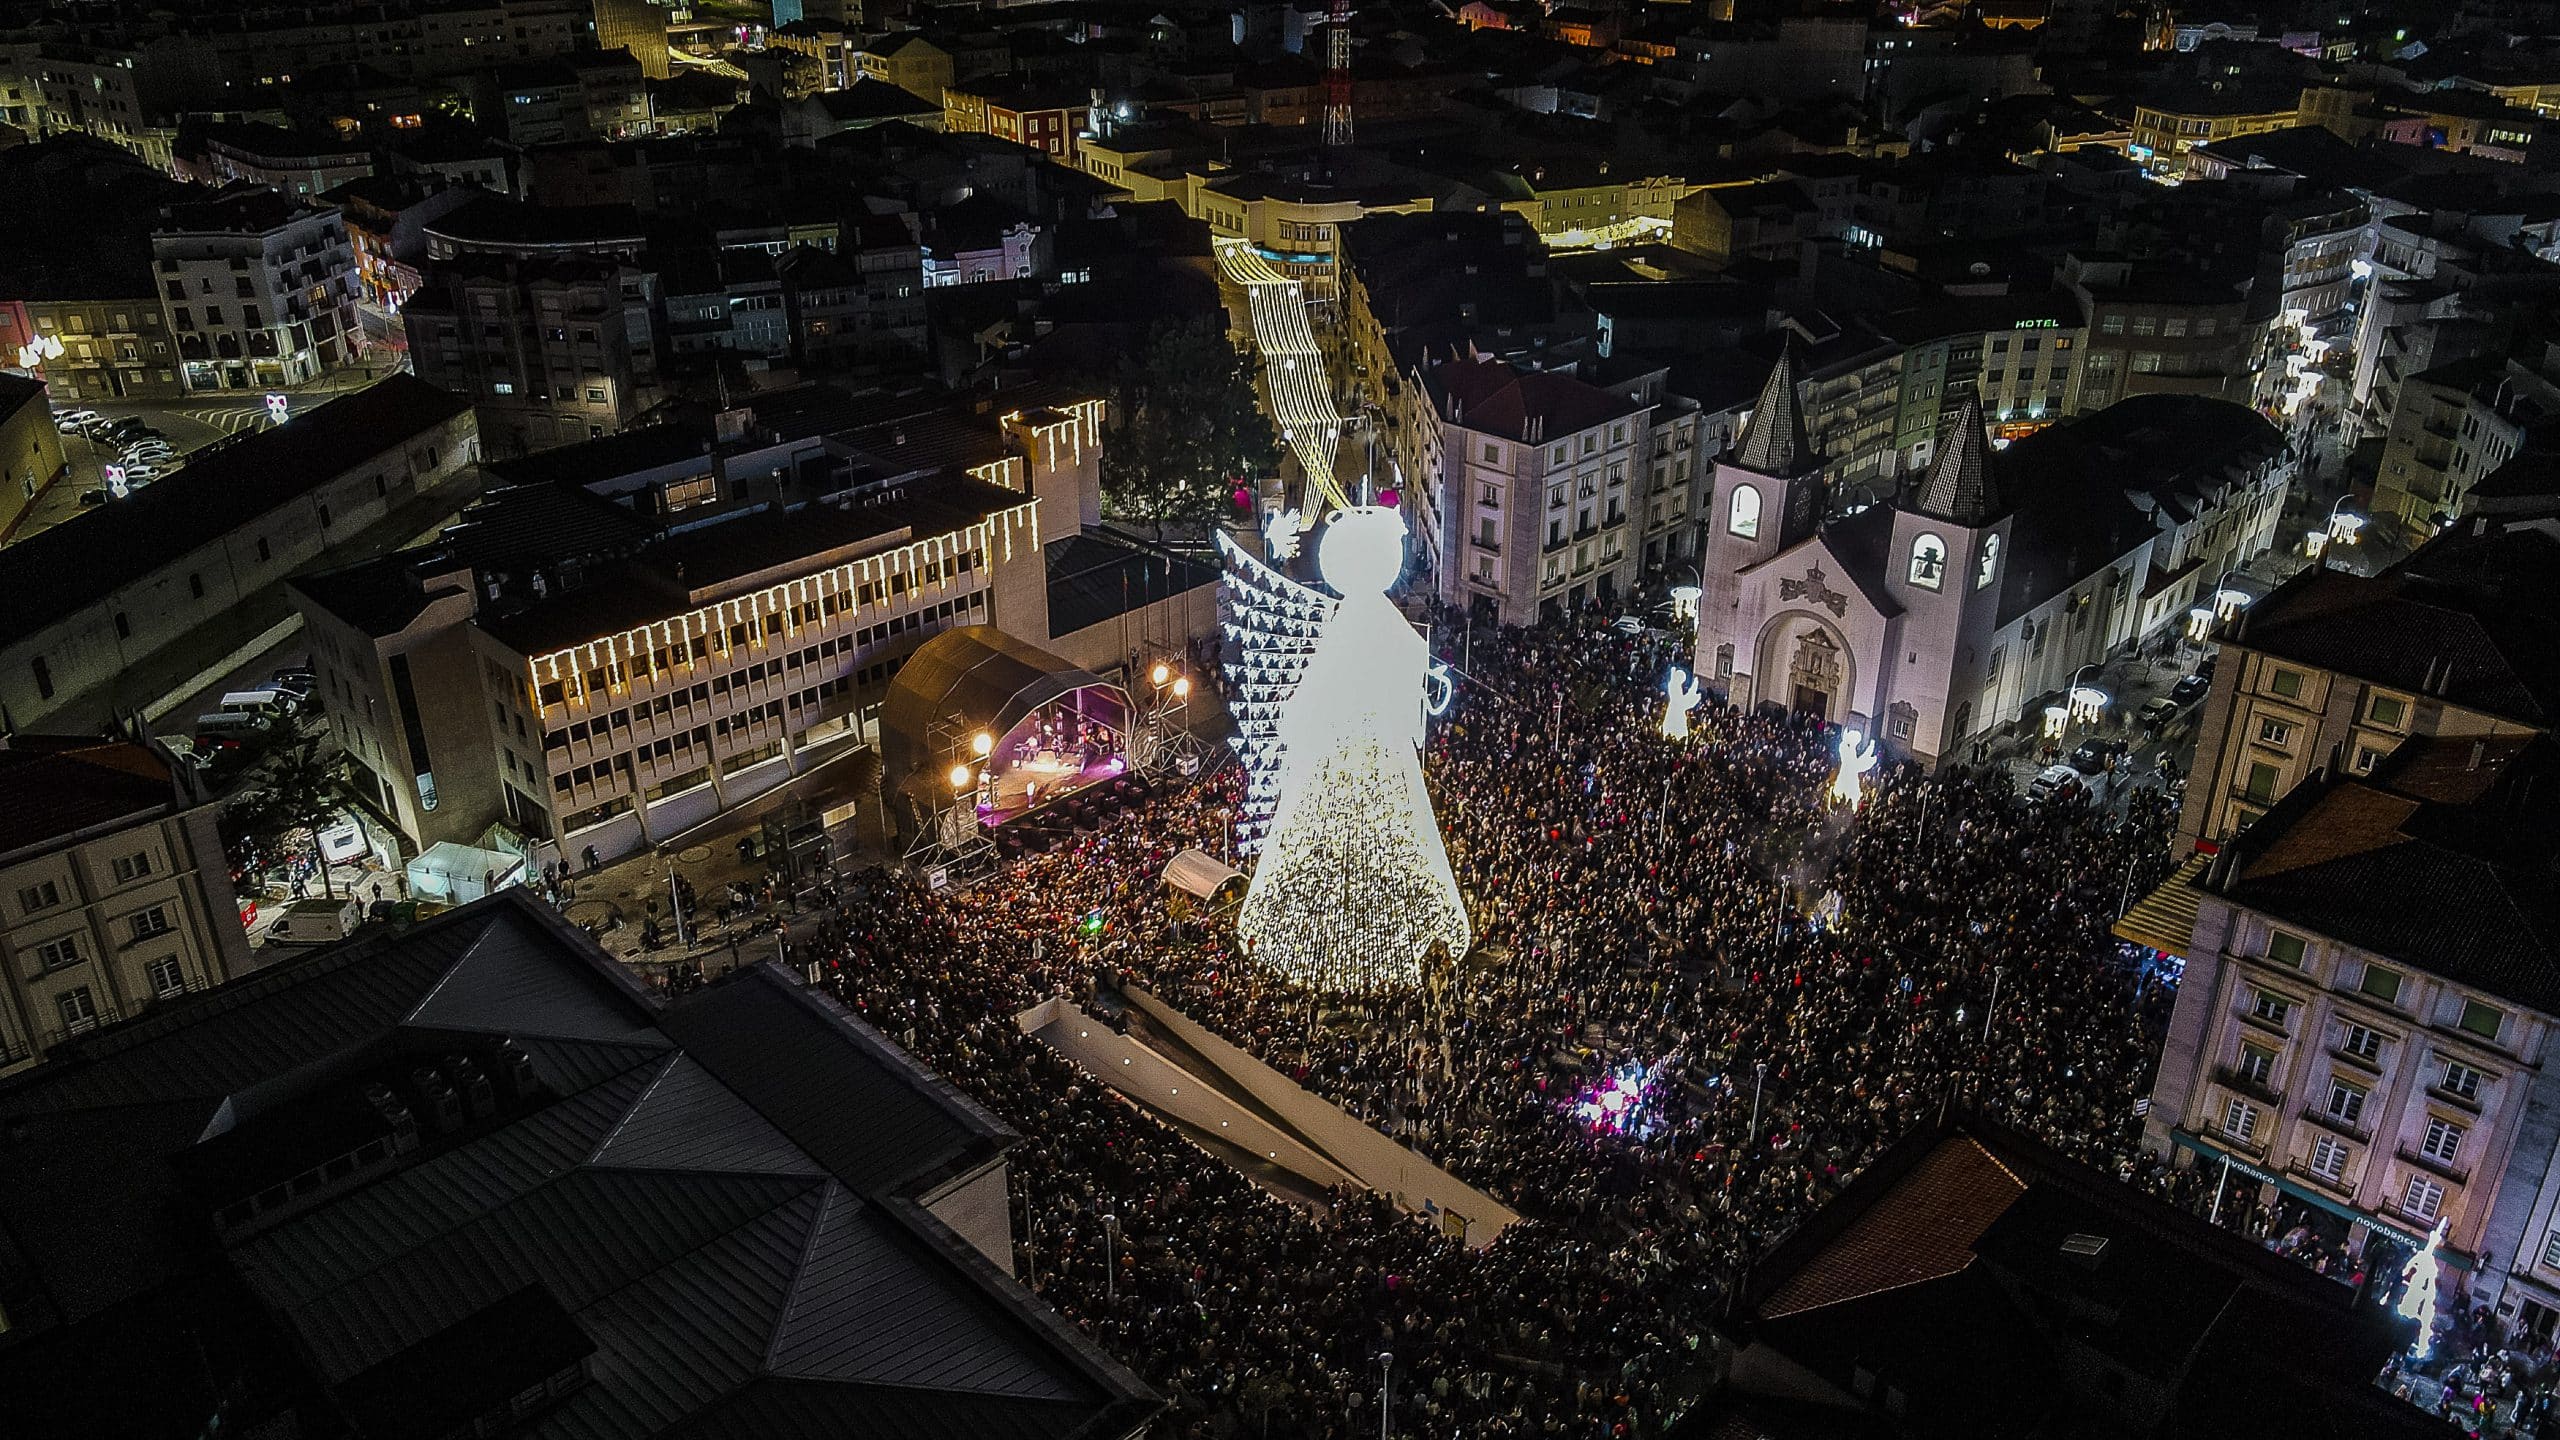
[1748, 1060, 1767, 1150]
[1102, 1213, 1119, 1307]
[1376, 1352, 1394, 1440]
[1983, 965, 2003, 1044]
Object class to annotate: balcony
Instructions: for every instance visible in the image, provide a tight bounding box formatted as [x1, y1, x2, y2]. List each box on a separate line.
[2397, 1146, 2468, 1187]
[2212, 1065, 2281, 1108]
[2298, 1106, 2371, 1145]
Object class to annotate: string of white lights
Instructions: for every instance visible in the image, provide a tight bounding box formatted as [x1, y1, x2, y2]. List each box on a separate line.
[1215, 237, 1352, 515]
[1217, 530, 1332, 855]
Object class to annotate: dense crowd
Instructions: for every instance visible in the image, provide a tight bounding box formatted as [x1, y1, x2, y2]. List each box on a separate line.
[783, 610, 2187, 1439]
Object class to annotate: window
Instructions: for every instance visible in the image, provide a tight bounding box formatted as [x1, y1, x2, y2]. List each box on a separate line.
[2310, 1134, 2349, 1183]
[1728, 484, 1761, 538]
[33, 935, 81, 970]
[2422, 1117, 2465, 1166]
[1976, 534, 2000, 589]
[2404, 1175, 2445, 1222]
[2369, 693, 2407, 727]
[30, 656, 49, 700]
[189, 572, 204, 600]
[1907, 533, 1947, 590]
[18, 880, 61, 913]
[2257, 717, 2293, 747]
[111, 851, 154, 883]
[56, 986, 98, 1036]
[2544, 1231, 2560, 1272]
[1482, 443, 1500, 464]
[2236, 1043, 2274, 1086]
[2221, 1097, 2260, 1143]
[2269, 668, 2303, 699]
[129, 905, 172, 942]
[113, 612, 129, 640]
[146, 955, 185, 999]
[2267, 931, 2305, 967]
[2360, 964, 2403, 1006]
[2341, 1023, 2382, 1061]
[2244, 761, 2280, 804]
[2325, 1077, 2367, 1126]
[2251, 990, 2291, 1029]
[2458, 1000, 2503, 1041]
[2442, 1061, 2483, 1101]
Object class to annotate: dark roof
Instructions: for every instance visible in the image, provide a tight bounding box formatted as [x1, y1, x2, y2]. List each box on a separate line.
[289, 554, 473, 640]
[2214, 735, 2560, 1015]
[1044, 532, 1219, 638]
[0, 894, 1157, 1440]
[2226, 523, 2560, 728]
[819, 78, 943, 120]
[880, 624, 1119, 780]
[0, 377, 473, 644]
[1903, 395, 2001, 526]
[0, 137, 193, 299]
[155, 184, 334, 237]
[1732, 348, 1816, 478]
[1426, 356, 1644, 443]
[485, 422, 710, 489]
[424, 194, 647, 250]
[0, 736, 183, 858]
[0, 372, 46, 425]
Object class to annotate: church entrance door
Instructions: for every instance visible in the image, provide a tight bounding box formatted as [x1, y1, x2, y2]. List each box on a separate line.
[1792, 684, 1829, 718]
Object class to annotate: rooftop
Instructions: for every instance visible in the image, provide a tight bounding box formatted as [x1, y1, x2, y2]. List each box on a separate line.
[1426, 355, 1646, 443]
[0, 377, 473, 645]
[0, 893, 1157, 1440]
[0, 735, 186, 859]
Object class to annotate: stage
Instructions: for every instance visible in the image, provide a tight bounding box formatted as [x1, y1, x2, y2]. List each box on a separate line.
[975, 751, 1131, 827]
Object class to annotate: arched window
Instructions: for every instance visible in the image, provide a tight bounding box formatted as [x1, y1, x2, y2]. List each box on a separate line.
[1975, 533, 2001, 590]
[1727, 483, 1762, 539]
[1908, 533, 1947, 590]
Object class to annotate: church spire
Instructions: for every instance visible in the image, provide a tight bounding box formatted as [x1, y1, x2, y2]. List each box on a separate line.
[1732, 345, 1818, 478]
[1907, 395, 2003, 525]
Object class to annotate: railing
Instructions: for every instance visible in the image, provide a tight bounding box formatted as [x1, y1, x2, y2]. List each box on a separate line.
[2398, 1146, 2468, 1186]
[2211, 1065, 2281, 1108]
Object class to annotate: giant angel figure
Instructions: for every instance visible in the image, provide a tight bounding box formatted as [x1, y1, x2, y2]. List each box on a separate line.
[1224, 505, 1470, 992]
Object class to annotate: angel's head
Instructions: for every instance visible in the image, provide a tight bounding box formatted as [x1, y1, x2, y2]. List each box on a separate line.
[1318, 504, 1408, 597]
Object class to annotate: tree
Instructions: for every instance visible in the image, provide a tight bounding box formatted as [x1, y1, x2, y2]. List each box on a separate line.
[222, 725, 353, 898]
[1098, 316, 1279, 531]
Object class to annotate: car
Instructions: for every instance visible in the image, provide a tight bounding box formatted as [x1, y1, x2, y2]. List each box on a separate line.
[54, 408, 100, 429]
[2138, 696, 2180, 729]
[2028, 764, 2088, 803]
[2067, 737, 2128, 775]
[78, 488, 110, 507]
[120, 465, 161, 483]
[123, 443, 174, 459]
[1610, 615, 1645, 636]
[269, 669, 316, 702]
[2168, 672, 2212, 707]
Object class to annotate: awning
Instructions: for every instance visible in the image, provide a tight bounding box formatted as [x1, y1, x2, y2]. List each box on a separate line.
[1162, 848, 1245, 904]
[2170, 1129, 2464, 1264]
[2114, 854, 2209, 956]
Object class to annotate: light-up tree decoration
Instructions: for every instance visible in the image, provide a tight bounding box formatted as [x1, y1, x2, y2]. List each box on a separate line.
[1228, 506, 1470, 992]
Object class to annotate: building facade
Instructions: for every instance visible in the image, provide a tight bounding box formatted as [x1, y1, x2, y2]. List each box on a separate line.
[404, 254, 660, 459]
[153, 188, 363, 394]
[0, 734, 253, 1073]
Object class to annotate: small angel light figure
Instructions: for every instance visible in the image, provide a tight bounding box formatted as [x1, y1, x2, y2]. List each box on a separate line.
[1660, 666, 1703, 741]
[1234, 505, 1471, 992]
[1828, 727, 1879, 807]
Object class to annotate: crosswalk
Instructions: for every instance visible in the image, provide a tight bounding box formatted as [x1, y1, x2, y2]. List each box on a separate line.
[178, 405, 274, 436]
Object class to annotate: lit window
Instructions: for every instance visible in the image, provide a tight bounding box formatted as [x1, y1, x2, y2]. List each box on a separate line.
[1727, 483, 1761, 538]
[1907, 533, 1947, 590]
[1975, 534, 2000, 589]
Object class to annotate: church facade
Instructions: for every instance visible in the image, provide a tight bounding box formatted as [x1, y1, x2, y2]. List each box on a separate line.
[1695, 353, 2294, 764]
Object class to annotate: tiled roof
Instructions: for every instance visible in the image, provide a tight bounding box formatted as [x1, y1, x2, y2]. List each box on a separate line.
[1731, 348, 1816, 478]
[1757, 1136, 2024, 1319]
[0, 895, 1156, 1440]
[1428, 355, 1645, 443]
[0, 736, 182, 859]
[1903, 395, 2000, 526]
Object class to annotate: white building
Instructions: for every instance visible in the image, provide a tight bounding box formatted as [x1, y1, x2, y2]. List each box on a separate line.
[1695, 353, 2291, 761]
[154, 186, 361, 393]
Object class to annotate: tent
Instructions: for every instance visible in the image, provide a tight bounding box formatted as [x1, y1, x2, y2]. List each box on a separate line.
[406, 841, 527, 905]
[1161, 848, 1246, 909]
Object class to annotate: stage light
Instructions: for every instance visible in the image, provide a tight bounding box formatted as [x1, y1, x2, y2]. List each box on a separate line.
[1151, 662, 1171, 686]
[949, 763, 973, 789]
[1172, 676, 1190, 699]
[971, 730, 993, 757]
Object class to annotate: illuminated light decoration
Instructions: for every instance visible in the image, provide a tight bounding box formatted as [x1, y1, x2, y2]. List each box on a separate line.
[949, 763, 974, 789]
[2212, 588, 2249, 622]
[1233, 506, 1470, 993]
[2186, 605, 2217, 641]
[105, 464, 129, 499]
[265, 392, 290, 424]
[2399, 1216, 2449, 1360]
[1215, 238, 1352, 518]
[1668, 584, 1701, 627]
[2327, 509, 2365, 546]
[1828, 727, 1879, 807]
[1660, 666, 1702, 741]
[15, 333, 64, 368]
[2041, 704, 2070, 741]
[1217, 529, 1326, 853]
[1264, 507, 1306, 561]
[2067, 684, 2108, 727]
[2303, 528, 2329, 560]
[971, 730, 994, 757]
[1535, 215, 1673, 253]
[1571, 1059, 1665, 1137]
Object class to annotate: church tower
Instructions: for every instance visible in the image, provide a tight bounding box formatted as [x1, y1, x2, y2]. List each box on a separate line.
[1883, 396, 2012, 760]
[1698, 347, 1823, 647]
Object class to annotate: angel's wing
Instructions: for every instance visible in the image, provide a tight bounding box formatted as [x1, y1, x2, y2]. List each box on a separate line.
[1217, 530, 1341, 856]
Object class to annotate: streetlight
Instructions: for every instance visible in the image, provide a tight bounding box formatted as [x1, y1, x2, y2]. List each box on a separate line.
[1748, 1060, 1767, 1149]
[1983, 965, 2003, 1043]
[1376, 1352, 1394, 1440]
[1102, 1213, 1120, 1307]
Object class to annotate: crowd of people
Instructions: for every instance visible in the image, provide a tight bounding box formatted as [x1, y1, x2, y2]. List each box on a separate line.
[774, 609, 2203, 1439]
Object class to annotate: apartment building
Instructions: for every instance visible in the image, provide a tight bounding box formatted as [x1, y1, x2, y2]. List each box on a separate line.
[291, 399, 1109, 866]
[2176, 524, 2560, 853]
[152, 187, 362, 394]
[2065, 254, 2259, 412]
[2130, 86, 2306, 175]
[0, 734, 252, 1073]
[1874, 293, 2088, 473]
[856, 31, 955, 101]
[2369, 354, 2558, 544]
[404, 253, 660, 459]
[2146, 734, 2560, 1338]
[1424, 355, 1703, 623]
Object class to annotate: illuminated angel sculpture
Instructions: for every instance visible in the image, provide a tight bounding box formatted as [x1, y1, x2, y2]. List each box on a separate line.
[1828, 727, 1879, 807]
[1225, 506, 1470, 992]
[1661, 667, 1703, 741]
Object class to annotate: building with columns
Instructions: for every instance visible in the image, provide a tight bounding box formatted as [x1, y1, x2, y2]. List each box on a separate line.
[1695, 354, 2292, 761]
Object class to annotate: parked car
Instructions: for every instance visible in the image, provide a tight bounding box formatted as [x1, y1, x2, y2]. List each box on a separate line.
[270, 668, 315, 702]
[55, 408, 100, 430]
[123, 438, 174, 456]
[99, 417, 150, 439]
[2028, 764, 2088, 803]
[78, 488, 110, 507]
[2067, 737, 2128, 775]
[265, 897, 365, 947]
[2138, 696, 2180, 729]
[2168, 672, 2212, 707]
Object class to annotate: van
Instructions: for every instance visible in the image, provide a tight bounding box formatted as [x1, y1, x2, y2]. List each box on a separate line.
[220, 688, 286, 715]
[265, 896, 364, 947]
[194, 710, 271, 741]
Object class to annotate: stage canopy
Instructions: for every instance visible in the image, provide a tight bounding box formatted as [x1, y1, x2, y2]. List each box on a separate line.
[881, 624, 1124, 782]
[1161, 848, 1246, 906]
